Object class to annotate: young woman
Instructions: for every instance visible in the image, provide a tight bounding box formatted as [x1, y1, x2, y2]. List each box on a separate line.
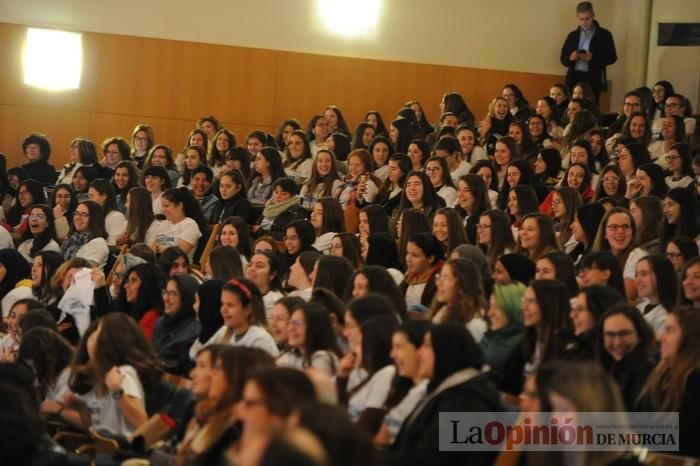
[479, 96, 514, 155]
[649, 115, 687, 167]
[516, 212, 561, 262]
[664, 143, 694, 189]
[282, 130, 313, 185]
[246, 251, 284, 321]
[480, 281, 526, 384]
[455, 174, 490, 245]
[625, 163, 668, 201]
[595, 164, 626, 204]
[617, 141, 652, 180]
[534, 251, 580, 298]
[57, 137, 99, 185]
[666, 236, 699, 279]
[500, 280, 571, 396]
[281, 219, 316, 275]
[176, 346, 274, 464]
[60, 200, 109, 268]
[209, 170, 252, 225]
[549, 186, 583, 254]
[348, 265, 407, 320]
[254, 177, 306, 240]
[310, 196, 345, 254]
[206, 245, 244, 282]
[492, 136, 519, 188]
[130, 124, 154, 168]
[527, 114, 552, 150]
[50, 183, 78, 241]
[507, 186, 540, 234]
[406, 139, 430, 173]
[66, 313, 163, 436]
[430, 258, 487, 342]
[87, 179, 127, 246]
[208, 128, 236, 177]
[218, 216, 252, 264]
[508, 121, 537, 161]
[152, 274, 201, 376]
[352, 122, 376, 150]
[277, 302, 342, 376]
[376, 154, 412, 217]
[338, 296, 398, 431]
[455, 125, 487, 167]
[145, 187, 206, 261]
[337, 149, 380, 208]
[607, 111, 652, 155]
[111, 161, 139, 213]
[597, 304, 654, 410]
[401, 233, 445, 310]
[188, 279, 224, 360]
[629, 196, 664, 255]
[268, 296, 304, 351]
[136, 164, 167, 214]
[143, 144, 180, 187]
[71, 165, 98, 200]
[633, 254, 677, 337]
[592, 207, 648, 301]
[391, 322, 501, 465]
[311, 255, 355, 299]
[663, 188, 699, 244]
[424, 156, 457, 208]
[549, 163, 594, 210]
[477, 209, 516, 269]
[638, 307, 700, 457]
[299, 149, 343, 210]
[118, 262, 167, 340]
[3, 179, 46, 240]
[325, 105, 351, 136]
[116, 187, 155, 247]
[200, 278, 278, 357]
[306, 115, 329, 157]
[369, 135, 394, 182]
[680, 257, 700, 308]
[431, 207, 467, 257]
[17, 204, 61, 264]
[469, 159, 499, 208]
[329, 232, 364, 269]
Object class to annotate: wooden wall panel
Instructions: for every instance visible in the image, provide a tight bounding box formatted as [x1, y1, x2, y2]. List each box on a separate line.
[0, 22, 566, 168]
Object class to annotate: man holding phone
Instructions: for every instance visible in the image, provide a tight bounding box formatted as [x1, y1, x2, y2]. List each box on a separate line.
[560, 2, 617, 106]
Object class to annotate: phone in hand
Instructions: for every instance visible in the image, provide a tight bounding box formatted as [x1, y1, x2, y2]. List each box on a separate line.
[577, 49, 587, 54]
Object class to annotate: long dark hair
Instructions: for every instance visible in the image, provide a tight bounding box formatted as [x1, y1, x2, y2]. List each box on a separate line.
[348, 265, 407, 321]
[291, 302, 342, 365]
[118, 263, 167, 322]
[88, 178, 119, 215]
[125, 187, 154, 243]
[428, 322, 484, 392]
[22, 204, 57, 258]
[521, 280, 572, 365]
[161, 187, 207, 231]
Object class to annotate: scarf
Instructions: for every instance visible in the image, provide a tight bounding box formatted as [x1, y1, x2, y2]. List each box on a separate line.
[262, 195, 300, 219]
[404, 260, 443, 286]
[61, 232, 91, 259]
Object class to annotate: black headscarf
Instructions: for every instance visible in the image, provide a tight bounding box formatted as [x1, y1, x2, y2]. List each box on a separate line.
[196, 279, 224, 344]
[162, 275, 199, 327]
[0, 250, 31, 299]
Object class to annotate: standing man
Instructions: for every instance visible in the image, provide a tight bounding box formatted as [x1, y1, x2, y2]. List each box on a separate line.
[560, 2, 617, 106]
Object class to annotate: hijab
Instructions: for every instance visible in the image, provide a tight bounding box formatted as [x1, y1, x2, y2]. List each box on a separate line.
[196, 279, 224, 344]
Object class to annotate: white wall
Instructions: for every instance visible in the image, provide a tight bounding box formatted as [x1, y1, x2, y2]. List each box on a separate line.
[0, 0, 655, 107]
[647, 0, 700, 109]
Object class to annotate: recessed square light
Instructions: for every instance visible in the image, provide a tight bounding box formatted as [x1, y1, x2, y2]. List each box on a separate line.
[24, 28, 82, 91]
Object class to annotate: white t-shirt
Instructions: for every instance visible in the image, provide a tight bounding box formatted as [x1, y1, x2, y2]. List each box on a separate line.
[152, 192, 164, 215]
[466, 146, 488, 164]
[284, 159, 313, 185]
[347, 365, 396, 422]
[45, 367, 71, 402]
[277, 350, 338, 377]
[405, 283, 427, 310]
[449, 160, 472, 186]
[263, 289, 285, 322]
[623, 247, 648, 280]
[78, 365, 145, 437]
[383, 379, 428, 443]
[17, 238, 61, 264]
[374, 165, 389, 182]
[636, 299, 668, 338]
[437, 185, 457, 208]
[0, 225, 14, 250]
[203, 324, 279, 357]
[76, 238, 110, 269]
[145, 217, 202, 261]
[105, 210, 127, 246]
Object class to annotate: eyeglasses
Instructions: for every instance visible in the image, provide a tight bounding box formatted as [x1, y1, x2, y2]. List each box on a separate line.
[666, 252, 683, 259]
[73, 211, 90, 218]
[603, 329, 636, 339]
[665, 154, 680, 162]
[476, 224, 491, 229]
[623, 101, 641, 107]
[606, 224, 631, 231]
[664, 102, 682, 109]
[161, 290, 179, 298]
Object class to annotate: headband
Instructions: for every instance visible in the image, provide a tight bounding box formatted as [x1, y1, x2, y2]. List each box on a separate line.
[227, 279, 253, 301]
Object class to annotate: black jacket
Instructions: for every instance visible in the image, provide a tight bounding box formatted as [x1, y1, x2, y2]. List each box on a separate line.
[606, 346, 656, 411]
[390, 370, 502, 466]
[22, 160, 57, 186]
[560, 21, 617, 93]
[210, 192, 253, 225]
[262, 204, 308, 241]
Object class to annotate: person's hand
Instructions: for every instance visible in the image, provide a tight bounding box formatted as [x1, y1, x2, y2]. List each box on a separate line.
[569, 50, 579, 61]
[40, 399, 64, 416]
[0, 345, 16, 362]
[53, 204, 66, 219]
[358, 175, 368, 195]
[91, 268, 106, 288]
[580, 51, 593, 61]
[625, 179, 641, 199]
[115, 233, 129, 246]
[64, 392, 86, 410]
[105, 366, 124, 392]
[337, 352, 357, 378]
[478, 118, 492, 137]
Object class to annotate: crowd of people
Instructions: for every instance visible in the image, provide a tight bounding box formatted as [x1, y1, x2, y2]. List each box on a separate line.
[1, 13, 700, 466]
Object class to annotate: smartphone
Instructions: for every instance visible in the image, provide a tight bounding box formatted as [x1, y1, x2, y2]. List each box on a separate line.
[577, 49, 587, 54]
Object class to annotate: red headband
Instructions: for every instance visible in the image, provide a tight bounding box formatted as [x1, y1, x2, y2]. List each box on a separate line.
[227, 279, 253, 301]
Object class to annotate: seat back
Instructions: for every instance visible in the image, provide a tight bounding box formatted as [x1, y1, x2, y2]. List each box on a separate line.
[196, 223, 221, 271]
